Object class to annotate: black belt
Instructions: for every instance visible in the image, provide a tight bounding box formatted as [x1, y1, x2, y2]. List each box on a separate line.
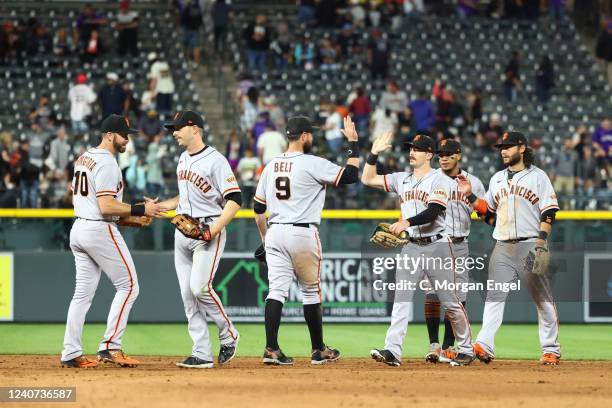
[451, 237, 467, 244]
[501, 237, 537, 244]
[75, 217, 112, 222]
[409, 234, 443, 245]
[270, 222, 313, 228]
[195, 216, 217, 223]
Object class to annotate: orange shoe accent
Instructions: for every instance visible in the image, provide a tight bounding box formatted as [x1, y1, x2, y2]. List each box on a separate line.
[62, 355, 98, 368]
[540, 353, 560, 365]
[442, 348, 457, 360]
[100, 350, 140, 367]
[473, 343, 493, 364]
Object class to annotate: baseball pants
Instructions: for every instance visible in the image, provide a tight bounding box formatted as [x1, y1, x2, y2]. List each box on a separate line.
[62, 219, 139, 361]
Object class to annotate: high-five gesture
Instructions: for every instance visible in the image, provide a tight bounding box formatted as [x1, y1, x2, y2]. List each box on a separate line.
[371, 131, 393, 155]
[341, 116, 359, 142]
[456, 174, 473, 196]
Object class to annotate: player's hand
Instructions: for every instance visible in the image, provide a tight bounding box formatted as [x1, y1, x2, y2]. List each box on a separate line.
[456, 175, 473, 196]
[144, 200, 168, 218]
[371, 131, 393, 155]
[341, 116, 358, 141]
[389, 219, 410, 236]
[143, 196, 159, 203]
[208, 223, 221, 239]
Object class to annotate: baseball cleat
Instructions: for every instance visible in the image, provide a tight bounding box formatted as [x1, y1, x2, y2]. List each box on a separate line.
[262, 347, 294, 365]
[450, 353, 476, 366]
[370, 349, 401, 366]
[473, 343, 494, 364]
[425, 342, 441, 363]
[439, 347, 457, 363]
[311, 345, 341, 365]
[176, 356, 214, 369]
[60, 355, 98, 368]
[97, 349, 140, 368]
[540, 353, 560, 365]
[218, 334, 239, 365]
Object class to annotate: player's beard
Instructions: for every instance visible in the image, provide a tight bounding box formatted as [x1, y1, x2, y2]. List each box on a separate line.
[113, 136, 127, 153]
[505, 151, 522, 167]
[303, 140, 313, 154]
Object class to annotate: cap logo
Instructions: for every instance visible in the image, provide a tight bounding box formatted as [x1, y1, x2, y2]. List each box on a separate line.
[124, 117, 130, 127]
[187, 120, 193, 124]
[503, 133, 509, 141]
[414, 135, 421, 141]
[441, 140, 447, 146]
[173, 112, 180, 120]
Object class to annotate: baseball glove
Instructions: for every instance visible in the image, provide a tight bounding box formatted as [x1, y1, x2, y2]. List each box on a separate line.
[254, 243, 266, 264]
[524, 242, 551, 276]
[370, 222, 409, 248]
[117, 216, 153, 228]
[171, 214, 212, 241]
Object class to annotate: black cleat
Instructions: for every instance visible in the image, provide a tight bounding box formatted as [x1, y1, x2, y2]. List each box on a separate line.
[175, 356, 214, 369]
[450, 353, 476, 366]
[218, 342, 238, 365]
[262, 347, 294, 365]
[311, 346, 341, 365]
[370, 349, 401, 367]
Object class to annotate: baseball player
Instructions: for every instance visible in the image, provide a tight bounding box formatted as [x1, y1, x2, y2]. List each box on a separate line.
[423, 139, 485, 364]
[456, 131, 561, 365]
[157, 110, 241, 368]
[253, 115, 360, 365]
[61, 114, 167, 368]
[363, 133, 475, 367]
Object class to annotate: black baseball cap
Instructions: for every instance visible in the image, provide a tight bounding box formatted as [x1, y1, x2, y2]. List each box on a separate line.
[285, 116, 318, 138]
[494, 131, 527, 148]
[405, 134, 435, 153]
[100, 114, 138, 135]
[164, 110, 205, 129]
[436, 139, 462, 155]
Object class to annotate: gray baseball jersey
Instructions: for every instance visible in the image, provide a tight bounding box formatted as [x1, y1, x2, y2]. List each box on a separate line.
[383, 168, 451, 238]
[254, 152, 344, 225]
[437, 169, 486, 238]
[484, 165, 559, 241]
[176, 146, 241, 218]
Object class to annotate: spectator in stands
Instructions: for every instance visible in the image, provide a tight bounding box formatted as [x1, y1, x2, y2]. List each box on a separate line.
[138, 109, 164, 141]
[236, 148, 261, 208]
[504, 50, 521, 102]
[575, 145, 599, 209]
[226, 130, 244, 171]
[457, 0, 477, 20]
[29, 95, 54, 131]
[478, 113, 504, 148]
[349, 87, 372, 137]
[68, 73, 96, 134]
[336, 23, 358, 58]
[432, 79, 455, 130]
[46, 126, 70, 182]
[243, 14, 270, 71]
[368, 29, 390, 80]
[123, 82, 141, 120]
[81, 30, 104, 63]
[572, 124, 589, 158]
[596, 15, 612, 85]
[116, 0, 139, 57]
[550, 0, 566, 21]
[148, 52, 175, 113]
[98, 72, 128, 119]
[467, 88, 482, 127]
[53, 27, 75, 57]
[409, 89, 434, 133]
[397, 106, 414, 143]
[294, 34, 315, 70]
[263, 95, 285, 131]
[322, 101, 343, 155]
[270, 22, 292, 71]
[235, 72, 254, 101]
[0, 21, 13, 63]
[0, 131, 17, 207]
[368, 2, 384, 28]
[592, 117, 612, 165]
[145, 133, 166, 198]
[16, 138, 40, 208]
[551, 138, 578, 209]
[370, 108, 398, 143]
[349, 0, 367, 29]
[404, 0, 425, 21]
[252, 112, 273, 144]
[76, 4, 107, 51]
[535, 56, 554, 103]
[257, 125, 287, 165]
[178, 0, 204, 67]
[240, 86, 260, 134]
[141, 75, 156, 112]
[379, 80, 407, 116]
[25, 122, 48, 172]
[298, 0, 317, 26]
[27, 21, 52, 55]
[319, 38, 340, 71]
[125, 155, 146, 202]
[212, 0, 233, 56]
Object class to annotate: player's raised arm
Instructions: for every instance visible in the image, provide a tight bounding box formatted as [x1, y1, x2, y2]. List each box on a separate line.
[337, 115, 359, 183]
[457, 175, 496, 226]
[361, 130, 393, 190]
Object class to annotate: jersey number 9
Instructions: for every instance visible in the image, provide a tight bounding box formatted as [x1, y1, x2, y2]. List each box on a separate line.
[275, 176, 291, 200]
[73, 171, 89, 196]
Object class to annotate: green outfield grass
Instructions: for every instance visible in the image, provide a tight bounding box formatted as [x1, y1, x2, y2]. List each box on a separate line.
[0, 323, 611, 360]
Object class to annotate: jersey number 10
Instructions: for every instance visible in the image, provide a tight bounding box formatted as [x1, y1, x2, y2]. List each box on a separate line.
[275, 176, 291, 200]
[73, 171, 89, 196]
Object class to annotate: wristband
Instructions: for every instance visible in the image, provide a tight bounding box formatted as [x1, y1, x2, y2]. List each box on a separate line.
[347, 141, 359, 158]
[366, 153, 378, 165]
[131, 203, 146, 216]
[467, 193, 477, 204]
[538, 230, 549, 241]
